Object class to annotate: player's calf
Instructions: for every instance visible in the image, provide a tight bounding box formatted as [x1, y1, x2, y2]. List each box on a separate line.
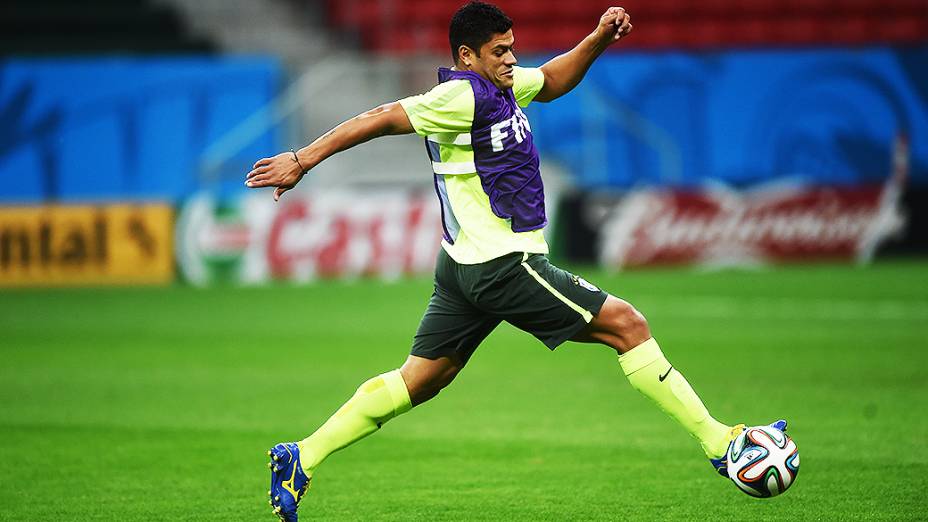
[399, 354, 464, 405]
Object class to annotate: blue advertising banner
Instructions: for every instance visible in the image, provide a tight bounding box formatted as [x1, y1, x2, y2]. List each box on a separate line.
[0, 57, 281, 203]
[526, 46, 928, 189]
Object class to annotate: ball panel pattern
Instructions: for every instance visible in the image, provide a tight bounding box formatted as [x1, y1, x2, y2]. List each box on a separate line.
[727, 425, 799, 498]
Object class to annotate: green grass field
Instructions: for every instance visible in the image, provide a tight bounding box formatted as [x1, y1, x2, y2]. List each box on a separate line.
[2, 261, 927, 521]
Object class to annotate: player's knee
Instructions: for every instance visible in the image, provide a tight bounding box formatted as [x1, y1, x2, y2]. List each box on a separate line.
[603, 298, 650, 346]
[623, 304, 650, 340]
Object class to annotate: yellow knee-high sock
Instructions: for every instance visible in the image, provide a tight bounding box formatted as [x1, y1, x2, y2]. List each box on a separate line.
[297, 369, 411, 475]
[619, 338, 732, 458]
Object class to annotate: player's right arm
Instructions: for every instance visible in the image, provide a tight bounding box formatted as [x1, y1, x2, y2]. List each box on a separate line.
[533, 7, 633, 103]
[246, 102, 414, 201]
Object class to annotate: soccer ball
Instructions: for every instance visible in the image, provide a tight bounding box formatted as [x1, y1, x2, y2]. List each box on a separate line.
[726, 425, 800, 498]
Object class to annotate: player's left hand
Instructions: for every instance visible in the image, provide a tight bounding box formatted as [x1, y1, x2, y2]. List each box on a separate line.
[596, 7, 633, 44]
[245, 152, 306, 201]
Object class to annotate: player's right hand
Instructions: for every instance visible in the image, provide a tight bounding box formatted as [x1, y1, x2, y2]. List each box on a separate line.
[597, 7, 633, 44]
[245, 151, 306, 201]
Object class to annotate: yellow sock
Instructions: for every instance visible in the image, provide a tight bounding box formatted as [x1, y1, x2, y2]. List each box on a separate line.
[619, 338, 731, 458]
[297, 369, 411, 475]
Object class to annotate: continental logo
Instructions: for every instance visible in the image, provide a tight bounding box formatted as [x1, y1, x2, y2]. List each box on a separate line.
[0, 203, 174, 287]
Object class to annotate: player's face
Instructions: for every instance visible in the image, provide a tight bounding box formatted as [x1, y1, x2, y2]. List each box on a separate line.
[473, 30, 517, 90]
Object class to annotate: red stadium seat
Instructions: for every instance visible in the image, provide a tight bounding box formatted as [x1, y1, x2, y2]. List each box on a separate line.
[827, 16, 872, 45]
[320, 0, 928, 54]
[877, 17, 928, 43]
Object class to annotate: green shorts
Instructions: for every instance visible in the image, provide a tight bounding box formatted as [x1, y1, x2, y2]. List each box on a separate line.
[411, 249, 609, 364]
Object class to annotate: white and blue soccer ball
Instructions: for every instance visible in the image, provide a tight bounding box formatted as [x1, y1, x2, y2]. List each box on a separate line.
[726, 425, 800, 498]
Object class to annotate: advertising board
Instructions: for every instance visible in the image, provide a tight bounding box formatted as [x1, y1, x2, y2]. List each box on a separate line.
[0, 203, 174, 286]
[177, 190, 443, 285]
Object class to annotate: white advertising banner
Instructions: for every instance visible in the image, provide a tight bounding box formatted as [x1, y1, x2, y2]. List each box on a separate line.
[597, 137, 909, 269]
[177, 189, 443, 285]
[598, 182, 905, 269]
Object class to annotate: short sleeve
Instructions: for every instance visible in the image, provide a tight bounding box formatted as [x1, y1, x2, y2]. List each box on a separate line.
[512, 66, 545, 108]
[398, 80, 475, 136]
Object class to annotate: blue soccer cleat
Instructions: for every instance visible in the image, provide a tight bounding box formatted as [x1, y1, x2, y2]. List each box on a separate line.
[267, 442, 311, 521]
[710, 419, 788, 477]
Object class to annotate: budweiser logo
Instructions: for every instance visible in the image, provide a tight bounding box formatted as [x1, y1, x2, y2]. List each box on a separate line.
[599, 136, 909, 268]
[599, 183, 905, 268]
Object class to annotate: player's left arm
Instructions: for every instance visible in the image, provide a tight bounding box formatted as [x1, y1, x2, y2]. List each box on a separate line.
[533, 7, 632, 103]
[245, 102, 414, 200]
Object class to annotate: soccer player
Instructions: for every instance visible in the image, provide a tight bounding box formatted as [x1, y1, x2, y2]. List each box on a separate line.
[246, 3, 782, 520]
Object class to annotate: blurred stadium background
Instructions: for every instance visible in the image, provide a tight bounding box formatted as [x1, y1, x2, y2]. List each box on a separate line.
[1, 0, 926, 520]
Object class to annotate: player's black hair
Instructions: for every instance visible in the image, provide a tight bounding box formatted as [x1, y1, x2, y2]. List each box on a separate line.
[449, 1, 513, 64]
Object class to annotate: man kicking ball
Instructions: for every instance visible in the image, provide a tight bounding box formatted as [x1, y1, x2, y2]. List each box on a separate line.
[246, 3, 784, 520]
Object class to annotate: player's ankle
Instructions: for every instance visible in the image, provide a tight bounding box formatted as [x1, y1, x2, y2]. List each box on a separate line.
[296, 440, 316, 477]
[699, 420, 736, 459]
